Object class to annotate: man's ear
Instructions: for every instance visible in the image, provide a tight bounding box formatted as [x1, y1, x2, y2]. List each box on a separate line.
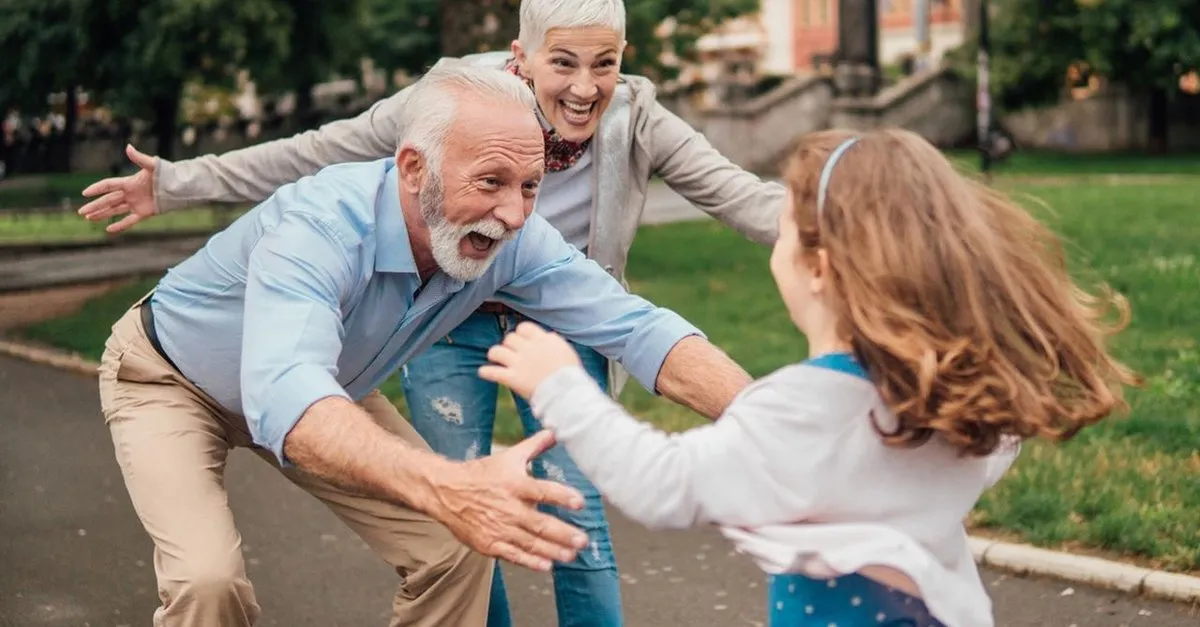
[396, 147, 425, 194]
[511, 39, 528, 74]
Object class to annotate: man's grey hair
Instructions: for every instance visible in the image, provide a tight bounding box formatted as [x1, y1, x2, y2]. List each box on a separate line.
[518, 0, 626, 55]
[397, 60, 537, 174]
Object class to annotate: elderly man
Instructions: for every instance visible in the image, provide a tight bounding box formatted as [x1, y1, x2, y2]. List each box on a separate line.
[98, 61, 751, 626]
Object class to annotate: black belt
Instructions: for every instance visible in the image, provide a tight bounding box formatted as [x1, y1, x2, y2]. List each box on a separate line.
[477, 302, 516, 315]
[139, 300, 180, 372]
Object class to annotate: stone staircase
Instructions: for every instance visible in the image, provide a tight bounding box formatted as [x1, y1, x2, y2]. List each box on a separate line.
[659, 64, 976, 175]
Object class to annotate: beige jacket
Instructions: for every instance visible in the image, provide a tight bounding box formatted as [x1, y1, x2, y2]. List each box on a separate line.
[155, 52, 784, 281]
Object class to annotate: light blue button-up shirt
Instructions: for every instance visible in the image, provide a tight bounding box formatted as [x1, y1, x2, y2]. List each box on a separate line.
[150, 157, 702, 463]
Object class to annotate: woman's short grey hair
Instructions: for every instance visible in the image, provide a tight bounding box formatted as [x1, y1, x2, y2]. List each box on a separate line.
[397, 60, 537, 174]
[518, 0, 626, 54]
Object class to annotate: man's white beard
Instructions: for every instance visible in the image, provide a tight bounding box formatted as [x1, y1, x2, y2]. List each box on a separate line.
[420, 173, 515, 282]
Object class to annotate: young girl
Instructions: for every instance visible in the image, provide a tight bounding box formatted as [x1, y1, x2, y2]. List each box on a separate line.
[479, 128, 1139, 626]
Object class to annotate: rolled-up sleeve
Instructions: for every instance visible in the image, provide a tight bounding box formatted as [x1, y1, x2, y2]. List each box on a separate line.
[495, 218, 703, 393]
[241, 211, 356, 464]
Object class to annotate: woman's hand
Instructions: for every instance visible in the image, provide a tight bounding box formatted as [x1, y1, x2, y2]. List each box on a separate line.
[78, 144, 159, 233]
[479, 322, 582, 399]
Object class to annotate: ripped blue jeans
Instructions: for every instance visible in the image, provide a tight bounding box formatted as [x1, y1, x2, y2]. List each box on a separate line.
[400, 309, 623, 627]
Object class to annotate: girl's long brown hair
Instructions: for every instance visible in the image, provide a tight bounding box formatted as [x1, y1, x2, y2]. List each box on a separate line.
[784, 129, 1140, 457]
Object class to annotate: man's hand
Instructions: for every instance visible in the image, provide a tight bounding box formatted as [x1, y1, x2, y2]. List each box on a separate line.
[479, 322, 582, 399]
[78, 144, 159, 233]
[427, 430, 589, 571]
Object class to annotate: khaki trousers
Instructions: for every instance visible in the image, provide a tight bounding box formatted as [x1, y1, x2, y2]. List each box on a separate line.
[97, 302, 493, 626]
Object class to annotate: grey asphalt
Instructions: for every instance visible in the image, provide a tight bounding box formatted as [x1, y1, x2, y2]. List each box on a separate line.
[3, 354, 1199, 626]
[0, 237, 210, 293]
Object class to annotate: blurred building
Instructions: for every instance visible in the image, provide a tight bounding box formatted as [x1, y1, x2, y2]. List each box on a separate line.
[687, 0, 968, 92]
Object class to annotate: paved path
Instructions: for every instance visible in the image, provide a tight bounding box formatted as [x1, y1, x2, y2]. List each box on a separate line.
[0, 237, 210, 293]
[3, 354, 1198, 626]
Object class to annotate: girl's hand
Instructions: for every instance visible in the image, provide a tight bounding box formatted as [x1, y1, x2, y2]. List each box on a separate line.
[479, 322, 582, 399]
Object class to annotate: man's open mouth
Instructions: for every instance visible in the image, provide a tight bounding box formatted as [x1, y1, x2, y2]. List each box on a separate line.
[466, 232, 497, 252]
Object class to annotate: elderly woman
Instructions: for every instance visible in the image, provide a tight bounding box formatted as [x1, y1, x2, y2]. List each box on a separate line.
[79, 0, 783, 624]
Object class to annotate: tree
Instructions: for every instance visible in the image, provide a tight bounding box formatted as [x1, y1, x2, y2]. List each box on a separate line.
[255, 0, 367, 127]
[358, 0, 441, 79]
[438, 0, 520, 58]
[1073, 0, 1200, 151]
[0, 0, 95, 170]
[976, 0, 1200, 151]
[85, 0, 290, 161]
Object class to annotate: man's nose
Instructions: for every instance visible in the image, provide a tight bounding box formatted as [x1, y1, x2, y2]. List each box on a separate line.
[493, 190, 527, 231]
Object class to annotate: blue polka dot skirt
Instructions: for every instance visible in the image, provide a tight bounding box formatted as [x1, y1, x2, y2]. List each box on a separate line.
[768, 573, 946, 627]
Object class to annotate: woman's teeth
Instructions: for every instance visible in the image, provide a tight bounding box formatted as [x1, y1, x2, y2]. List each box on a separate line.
[561, 100, 594, 124]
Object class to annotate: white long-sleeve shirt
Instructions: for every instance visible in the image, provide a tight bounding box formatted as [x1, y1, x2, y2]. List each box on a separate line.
[530, 356, 1020, 627]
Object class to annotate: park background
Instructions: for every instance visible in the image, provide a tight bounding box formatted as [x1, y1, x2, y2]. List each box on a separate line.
[1, 0, 1197, 585]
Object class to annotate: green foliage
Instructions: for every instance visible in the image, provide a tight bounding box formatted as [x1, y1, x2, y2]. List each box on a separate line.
[358, 0, 441, 78]
[252, 0, 368, 116]
[1074, 0, 1200, 94]
[949, 0, 1200, 113]
[85, 0, 290, 117]
[0, 0, 91, 111]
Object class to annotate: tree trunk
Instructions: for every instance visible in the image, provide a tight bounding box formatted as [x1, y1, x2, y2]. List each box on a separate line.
[439, 0, 521, 57]
[290, 0, 321, 129]
[294, 80, 317, 129]
[1147, 87, 1169, 154]
[62, 85, 77, 172]
[152, 92, 181, 161]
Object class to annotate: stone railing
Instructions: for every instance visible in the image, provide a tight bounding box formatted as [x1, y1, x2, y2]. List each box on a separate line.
[829, 66, 975, 147]
[660, 76, 836, 174]
[659, 64, 976, 174]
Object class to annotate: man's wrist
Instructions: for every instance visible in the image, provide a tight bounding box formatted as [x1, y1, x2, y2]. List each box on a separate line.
[390, 449, 457, 517]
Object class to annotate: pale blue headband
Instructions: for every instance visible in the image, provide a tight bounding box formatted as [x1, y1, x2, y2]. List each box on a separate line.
[816, 137, 861, 217]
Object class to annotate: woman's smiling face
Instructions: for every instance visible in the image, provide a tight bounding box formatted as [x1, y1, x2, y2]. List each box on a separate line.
[514, 26, 624, 143]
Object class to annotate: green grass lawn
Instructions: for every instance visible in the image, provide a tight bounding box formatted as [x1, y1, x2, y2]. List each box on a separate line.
[944, 149, 1200, 177]
[12, 179, 1200, 573]
[0, 171, 108, 209]
[0, 205, 248, 245]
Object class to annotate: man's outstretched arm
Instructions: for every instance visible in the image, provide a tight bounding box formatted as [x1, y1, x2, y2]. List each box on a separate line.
[284, 396, 587, 571]
[495, 217, 753, 419]
[653, 336, 753, 420]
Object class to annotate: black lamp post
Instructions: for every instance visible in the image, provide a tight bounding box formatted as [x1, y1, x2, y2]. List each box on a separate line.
[976, 0, 992, 174]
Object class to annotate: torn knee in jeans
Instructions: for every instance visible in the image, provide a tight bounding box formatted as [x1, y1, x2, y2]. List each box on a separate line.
[540, 460, 569, 484]
[430, 396, 464, 425]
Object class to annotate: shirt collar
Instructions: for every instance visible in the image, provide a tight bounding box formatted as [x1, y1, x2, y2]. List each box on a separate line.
[375, 159, 419, 274]
[534, 106, 553, 132]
